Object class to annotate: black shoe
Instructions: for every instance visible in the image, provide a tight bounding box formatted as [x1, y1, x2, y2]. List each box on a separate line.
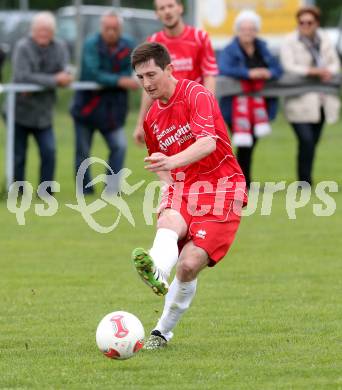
[143, 330, 167, 350]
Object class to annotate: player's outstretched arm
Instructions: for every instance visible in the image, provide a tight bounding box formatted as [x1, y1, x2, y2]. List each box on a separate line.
[133, 90, 153, 145]
[144, 136, 216, 172]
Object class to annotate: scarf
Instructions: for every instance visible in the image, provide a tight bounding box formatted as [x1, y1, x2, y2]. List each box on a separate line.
[231, 79, 271, 147]
[299, 33, 322, 66]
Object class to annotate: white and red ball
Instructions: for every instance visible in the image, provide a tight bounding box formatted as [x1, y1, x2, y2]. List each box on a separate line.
[96, 311, 144, 360]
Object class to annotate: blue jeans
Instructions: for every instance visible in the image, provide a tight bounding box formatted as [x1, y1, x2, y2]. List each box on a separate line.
[14, 123, 56, 185]
[74, 121, 127, 193]
[291, 111, 324, 185]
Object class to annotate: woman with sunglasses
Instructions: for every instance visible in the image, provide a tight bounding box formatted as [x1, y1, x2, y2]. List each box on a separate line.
[280, 6, 340, 186]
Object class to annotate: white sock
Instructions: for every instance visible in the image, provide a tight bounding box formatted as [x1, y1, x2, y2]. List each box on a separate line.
[149, 228, 179, 279]
[155, 277, 197, 341]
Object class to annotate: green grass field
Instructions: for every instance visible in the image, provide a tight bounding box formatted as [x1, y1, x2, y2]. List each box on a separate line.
[0, 92, 341, 389]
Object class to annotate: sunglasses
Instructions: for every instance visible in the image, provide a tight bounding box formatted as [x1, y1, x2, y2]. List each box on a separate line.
[299, 20, 315, 26]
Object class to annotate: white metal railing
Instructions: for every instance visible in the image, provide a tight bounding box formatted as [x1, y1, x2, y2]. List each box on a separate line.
[0, 82, 100, 190]
[0, 75, 341, 190]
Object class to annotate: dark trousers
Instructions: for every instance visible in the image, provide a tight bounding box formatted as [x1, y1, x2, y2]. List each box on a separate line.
[74, 121, 127, 193]
[14, 123, 56, 184]
[291, 112, 325, 185]
[236, 138, 258, 188]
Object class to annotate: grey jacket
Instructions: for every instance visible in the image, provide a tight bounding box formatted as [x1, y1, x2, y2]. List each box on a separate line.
[12, 36, 69, 128]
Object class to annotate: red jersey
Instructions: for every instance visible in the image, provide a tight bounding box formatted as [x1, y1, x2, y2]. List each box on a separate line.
[147, 25, 218, 84]
[144, 79, 247, 203]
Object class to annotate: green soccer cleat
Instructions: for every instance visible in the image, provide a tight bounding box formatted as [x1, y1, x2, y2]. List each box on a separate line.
[143, 330, 168, 350]
[132, 248, 169, 296]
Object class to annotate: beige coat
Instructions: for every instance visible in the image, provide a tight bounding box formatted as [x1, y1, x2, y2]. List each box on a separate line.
[280, 30, 341, 124]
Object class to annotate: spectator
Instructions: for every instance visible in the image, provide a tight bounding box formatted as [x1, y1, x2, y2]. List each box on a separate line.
[133, 0, 218, 145]
[218, 10, 282, 188]
[280, 6, 341, 185]
[12, 11, 72, 193]
[71, 11, 139, 195]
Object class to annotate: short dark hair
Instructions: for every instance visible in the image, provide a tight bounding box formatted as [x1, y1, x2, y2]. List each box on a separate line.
[154, 0, 183, 8]
[131, 42, 171, 70]
[296, 6, 321, 23]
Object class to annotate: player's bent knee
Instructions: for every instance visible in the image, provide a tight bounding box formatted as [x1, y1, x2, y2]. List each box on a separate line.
[157, 209, 187, 237]
[177, 259, 199, 281]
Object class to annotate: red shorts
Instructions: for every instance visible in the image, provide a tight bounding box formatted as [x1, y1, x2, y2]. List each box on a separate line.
[158, 189, 242, 266]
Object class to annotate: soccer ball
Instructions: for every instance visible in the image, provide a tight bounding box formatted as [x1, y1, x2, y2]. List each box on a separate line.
[96, 311, 145, 360]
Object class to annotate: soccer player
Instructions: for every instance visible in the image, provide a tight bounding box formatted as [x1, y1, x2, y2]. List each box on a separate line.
[133, 0, 218, 144]
[131, 42, 247, 350]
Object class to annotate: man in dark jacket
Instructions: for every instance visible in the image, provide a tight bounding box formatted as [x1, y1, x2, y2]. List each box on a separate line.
[71, 11, 139, 195]
[12, 11, 72, 192]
